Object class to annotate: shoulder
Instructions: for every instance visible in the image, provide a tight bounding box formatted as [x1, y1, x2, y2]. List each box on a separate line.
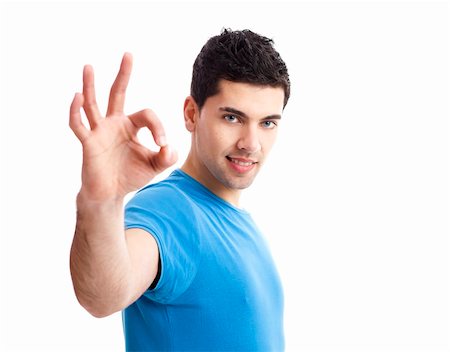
[124, 170, 201, 238]
[127, 172, 194, 212]
[124, 171, 203, 303]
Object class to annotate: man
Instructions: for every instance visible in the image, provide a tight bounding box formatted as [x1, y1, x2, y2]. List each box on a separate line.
[69, 28, 290, 351]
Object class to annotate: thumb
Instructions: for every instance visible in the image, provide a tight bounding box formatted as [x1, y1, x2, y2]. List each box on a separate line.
[151, 145, 178, 172]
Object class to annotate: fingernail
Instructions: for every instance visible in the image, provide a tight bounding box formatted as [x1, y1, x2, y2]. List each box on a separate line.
[163, 145, 173, 162]
[159, 135, 167, 147]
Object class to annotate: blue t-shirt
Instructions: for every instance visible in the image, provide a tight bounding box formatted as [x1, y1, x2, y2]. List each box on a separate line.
[123, 169, 284, 351]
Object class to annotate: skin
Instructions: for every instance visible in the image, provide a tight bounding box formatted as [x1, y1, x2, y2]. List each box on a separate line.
[70, 53, 175, 317]
[69, 53, 285, 318]
[182, 80, 285, 206]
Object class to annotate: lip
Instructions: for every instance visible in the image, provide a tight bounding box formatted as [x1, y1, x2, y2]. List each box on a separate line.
[226, 156, 257, 173]
[227, 156, 257, 163]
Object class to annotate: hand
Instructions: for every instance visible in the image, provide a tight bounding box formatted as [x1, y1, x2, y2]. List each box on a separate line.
[70, 53, 177, 201]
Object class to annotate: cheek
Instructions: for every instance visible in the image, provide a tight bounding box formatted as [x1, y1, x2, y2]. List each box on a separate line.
[205, 124, 236, 151]
[197, 123, 225, 154]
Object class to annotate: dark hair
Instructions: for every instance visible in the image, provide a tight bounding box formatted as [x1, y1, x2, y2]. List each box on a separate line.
[190, 28, 290, 110]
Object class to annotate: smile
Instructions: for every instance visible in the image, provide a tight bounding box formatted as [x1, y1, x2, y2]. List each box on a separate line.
[226, 156, 258, 174]
[226, 156, 257, 166]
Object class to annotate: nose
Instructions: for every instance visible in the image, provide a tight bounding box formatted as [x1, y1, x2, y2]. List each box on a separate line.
[237, 125, 261, 153]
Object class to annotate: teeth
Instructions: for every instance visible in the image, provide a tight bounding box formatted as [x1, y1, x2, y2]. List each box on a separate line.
[231, 159, 253, 166]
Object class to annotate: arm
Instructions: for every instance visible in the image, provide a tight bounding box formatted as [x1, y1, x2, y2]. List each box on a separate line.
[70, 197, 160, 318]
[69, 53, 176, 317]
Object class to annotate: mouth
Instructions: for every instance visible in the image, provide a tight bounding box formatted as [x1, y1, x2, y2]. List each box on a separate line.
[226, 156, 258, 173]
[226, 156, 257, 166]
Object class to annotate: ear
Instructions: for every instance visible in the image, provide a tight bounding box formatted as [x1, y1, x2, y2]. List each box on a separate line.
[183, 96, 199, 132]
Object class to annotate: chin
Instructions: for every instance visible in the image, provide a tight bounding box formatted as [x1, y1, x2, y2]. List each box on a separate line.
[207, 161, 260, 191]
[224, 174, 258, 190]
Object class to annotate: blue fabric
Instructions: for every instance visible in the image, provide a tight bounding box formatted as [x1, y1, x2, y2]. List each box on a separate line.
[123, 169, 284, 351]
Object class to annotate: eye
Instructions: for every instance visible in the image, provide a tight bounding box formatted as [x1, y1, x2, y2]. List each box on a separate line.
[224, 114, 239, 123]
[261, 120, 277, 129]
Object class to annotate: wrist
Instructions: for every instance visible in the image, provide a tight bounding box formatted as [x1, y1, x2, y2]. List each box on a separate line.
[76, 189, 125, 213]
[75, 190, 125, 237]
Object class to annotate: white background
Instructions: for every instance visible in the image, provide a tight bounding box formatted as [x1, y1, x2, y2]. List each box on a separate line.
[0, 1, 448, 351]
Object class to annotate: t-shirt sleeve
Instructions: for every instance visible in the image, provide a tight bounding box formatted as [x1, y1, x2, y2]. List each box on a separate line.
[124, 184, 201, 304]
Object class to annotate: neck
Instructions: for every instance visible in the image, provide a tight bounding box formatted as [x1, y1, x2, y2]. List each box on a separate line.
[181, 153, 242, 207]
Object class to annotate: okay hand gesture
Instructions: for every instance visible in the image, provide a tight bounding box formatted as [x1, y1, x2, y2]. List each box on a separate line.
[70, 53, 177, 201]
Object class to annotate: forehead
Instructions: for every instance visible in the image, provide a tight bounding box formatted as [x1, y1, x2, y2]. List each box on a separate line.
[205, 79, 285, 116]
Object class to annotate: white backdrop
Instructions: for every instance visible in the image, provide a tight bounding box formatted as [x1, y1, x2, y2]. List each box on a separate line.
[1, 1, 448, 351]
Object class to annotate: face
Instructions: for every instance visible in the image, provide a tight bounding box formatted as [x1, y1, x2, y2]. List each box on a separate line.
[183, 79, 285, 204]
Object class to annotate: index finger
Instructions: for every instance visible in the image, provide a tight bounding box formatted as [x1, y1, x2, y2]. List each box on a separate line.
[106, 52, 133, 116]
[128, 109, 167, 147]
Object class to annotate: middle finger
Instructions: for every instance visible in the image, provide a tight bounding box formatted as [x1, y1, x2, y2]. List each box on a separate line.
[106, 53, 133, 117]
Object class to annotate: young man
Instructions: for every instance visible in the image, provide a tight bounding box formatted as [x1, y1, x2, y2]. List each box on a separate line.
[69, 29, 290, 351]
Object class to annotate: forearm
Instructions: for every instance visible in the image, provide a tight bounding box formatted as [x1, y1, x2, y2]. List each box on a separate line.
[70, 191, 132, 317]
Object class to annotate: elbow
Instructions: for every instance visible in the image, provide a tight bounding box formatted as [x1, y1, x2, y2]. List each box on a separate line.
[88, 308, 113, 319]
[79, 297, 118, 318]
[69, 261, 132, 318]
[73, 288, 120, 318]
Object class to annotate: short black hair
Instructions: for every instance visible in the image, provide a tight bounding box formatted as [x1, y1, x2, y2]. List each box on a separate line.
[191, 28, 290, 110]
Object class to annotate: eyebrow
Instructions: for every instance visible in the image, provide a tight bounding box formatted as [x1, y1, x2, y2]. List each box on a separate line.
[219, 106, 282, 120]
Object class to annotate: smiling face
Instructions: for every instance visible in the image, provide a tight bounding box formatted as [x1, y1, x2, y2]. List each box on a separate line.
[182, 79, 285, 205]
